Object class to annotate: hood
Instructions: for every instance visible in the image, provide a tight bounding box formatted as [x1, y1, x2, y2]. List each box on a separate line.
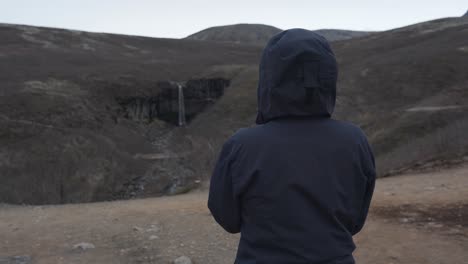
[256, 29, 338, 124]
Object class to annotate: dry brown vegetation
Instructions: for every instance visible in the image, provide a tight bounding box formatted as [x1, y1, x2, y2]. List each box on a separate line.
[1, 17, 468, 204]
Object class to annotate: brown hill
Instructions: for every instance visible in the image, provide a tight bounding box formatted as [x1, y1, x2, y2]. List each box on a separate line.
[185, 24, 281, 45]
[0, 23, 262, 204]
[314, 29, 372, 41]
[186, 23, 372, 45]
[1, 17, 468, 205]
[181, 17, 468, 183]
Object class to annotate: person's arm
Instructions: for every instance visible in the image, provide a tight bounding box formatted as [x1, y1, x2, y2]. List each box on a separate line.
[351, 139, 376, 235]
[207, 139, 241, 234]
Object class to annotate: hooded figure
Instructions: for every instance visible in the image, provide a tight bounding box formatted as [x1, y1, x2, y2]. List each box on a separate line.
[208, 29, 376, 264]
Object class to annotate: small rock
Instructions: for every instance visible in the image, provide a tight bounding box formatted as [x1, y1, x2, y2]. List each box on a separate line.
[149, 235, 159, 240]
[13, 256, 31, 264]
[0, 255, 31, 264]
[446, 228, 461, 235]
[173, 256, 192, 264]
[133, 226, 143, 232]
[399, 218, 410, 223]
[119, 248, 131, 255]
[72, 242, 95, 251]
[426, 222, 444, 228]
[146, 225, 160, 232]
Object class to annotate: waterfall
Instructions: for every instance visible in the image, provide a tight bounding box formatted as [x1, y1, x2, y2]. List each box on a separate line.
[177, 83, 186, 126]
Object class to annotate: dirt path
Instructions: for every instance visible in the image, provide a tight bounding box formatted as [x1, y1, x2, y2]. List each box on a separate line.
[1, 165, 467, 264]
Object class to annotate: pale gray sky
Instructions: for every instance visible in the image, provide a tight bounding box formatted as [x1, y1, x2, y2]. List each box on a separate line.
[0, 0, 466, 38]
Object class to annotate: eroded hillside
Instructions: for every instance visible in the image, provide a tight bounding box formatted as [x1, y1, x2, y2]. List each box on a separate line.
[0, 23, 262, 204]
[182, 17, 468, 180]
[1, 17, 468, 204]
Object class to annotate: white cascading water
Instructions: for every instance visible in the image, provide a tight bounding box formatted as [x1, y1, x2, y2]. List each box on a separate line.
[177, 83, 186, 126]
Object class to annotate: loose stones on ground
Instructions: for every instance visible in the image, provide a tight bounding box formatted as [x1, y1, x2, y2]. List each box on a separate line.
[173, 256, 193, 264]
[72, 242, 95, 251]
[0, 256, 31, 264]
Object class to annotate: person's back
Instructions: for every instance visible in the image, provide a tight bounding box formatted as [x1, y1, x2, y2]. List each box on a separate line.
[208, 29, 376, 264]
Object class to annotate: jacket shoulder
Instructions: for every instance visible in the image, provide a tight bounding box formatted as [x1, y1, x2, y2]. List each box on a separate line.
[229, 125, 266, 145]
[329, 119, 369, 140]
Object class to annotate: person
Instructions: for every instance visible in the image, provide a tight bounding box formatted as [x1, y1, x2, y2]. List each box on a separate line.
[208, 28, 376, 264]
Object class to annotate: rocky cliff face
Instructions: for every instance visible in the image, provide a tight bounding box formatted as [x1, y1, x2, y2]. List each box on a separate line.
[117, 97, 159, 122]
[116, 78, 229, 125]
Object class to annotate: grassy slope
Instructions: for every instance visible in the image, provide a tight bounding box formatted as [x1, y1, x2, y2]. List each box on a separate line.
[182, 17, 468, 177]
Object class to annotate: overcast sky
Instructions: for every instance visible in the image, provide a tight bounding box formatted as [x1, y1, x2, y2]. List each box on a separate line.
[1, 0, 466, 38]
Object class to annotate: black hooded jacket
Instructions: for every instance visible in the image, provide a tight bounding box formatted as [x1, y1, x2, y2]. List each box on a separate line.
[208, 29, 376, 264]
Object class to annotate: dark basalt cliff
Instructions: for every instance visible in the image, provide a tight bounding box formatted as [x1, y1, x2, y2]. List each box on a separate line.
[116, 78, 229, 125]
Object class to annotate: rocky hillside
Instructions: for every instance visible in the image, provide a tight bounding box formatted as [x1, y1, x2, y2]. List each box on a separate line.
[1, 16, 468, 205]
[186, 23, 372, 45]
[332, 17, 468, 174]
[181, 16, 468, 182]
[0, 23, 262, 204]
